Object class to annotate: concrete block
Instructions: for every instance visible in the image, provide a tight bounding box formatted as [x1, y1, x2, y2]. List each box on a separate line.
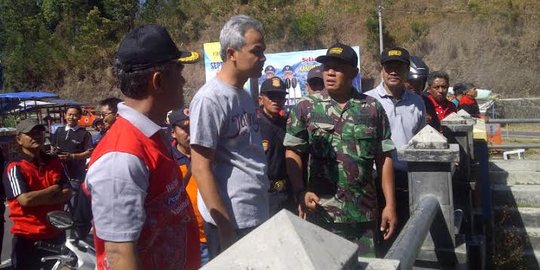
[399, 144, 460, 163]
[357, 258, 399, 270]
[406, 125, 448, 149]
[491, 184, 540, 208]
[489, 171, 540, 185]
[457, 110, 472, 119]
[201, 210, 359, 270]
[489, 160, 540, 172]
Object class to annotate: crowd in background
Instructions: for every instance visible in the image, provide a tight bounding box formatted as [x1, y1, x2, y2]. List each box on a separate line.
[0, 14, 482, 270]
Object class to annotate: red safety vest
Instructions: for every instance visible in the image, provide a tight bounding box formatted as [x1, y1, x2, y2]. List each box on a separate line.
[87, 116, 200, 270]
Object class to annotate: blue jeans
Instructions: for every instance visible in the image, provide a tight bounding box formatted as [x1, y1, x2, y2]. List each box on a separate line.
[200, 242, 209, 266]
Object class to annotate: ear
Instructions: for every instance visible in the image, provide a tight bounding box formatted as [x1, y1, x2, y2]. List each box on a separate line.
[149, 70, 164, 94]
[258, 96, 264, 106]
[226, 47, 237, 61]
[16, 134, 23, 146]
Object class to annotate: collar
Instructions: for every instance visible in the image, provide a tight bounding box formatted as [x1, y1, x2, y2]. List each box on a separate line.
[460, 95, 476, 105]
[375, 82, 409, 100]
[117, 102, 161, 137]
[314, 88, 364, 103]
[427, 94, 451, 108]
[17, 151, 51, 165]
[170, 141, 190, 166]
[65, 125, 82, 131]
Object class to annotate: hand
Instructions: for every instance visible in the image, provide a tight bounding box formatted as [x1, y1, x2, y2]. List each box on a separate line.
[297, 191, 319, 219]
[57, 153, 70, 160]
[380, 205, 397, 240]
[49, 184, 61, 194]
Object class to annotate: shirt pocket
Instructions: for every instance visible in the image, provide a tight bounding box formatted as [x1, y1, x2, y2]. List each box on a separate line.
[353, 125, 376, 159]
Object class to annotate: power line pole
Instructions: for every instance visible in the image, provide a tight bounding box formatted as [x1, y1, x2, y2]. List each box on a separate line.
[378, 0, 384, 53]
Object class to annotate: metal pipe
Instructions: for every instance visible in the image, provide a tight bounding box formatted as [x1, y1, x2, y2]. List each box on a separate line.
[485, 118, 540, 124]
[378, 1, 384, 53]
[385, 195, 440, 270]
[487, 144, 540, 149]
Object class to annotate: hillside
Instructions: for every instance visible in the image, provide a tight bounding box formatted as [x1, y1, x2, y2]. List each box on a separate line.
[1, 0, 539, 105]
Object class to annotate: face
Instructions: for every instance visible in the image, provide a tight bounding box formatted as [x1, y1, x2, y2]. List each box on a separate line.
[159, 62, 186, 110]
[428, 77, 450, 103]
[322, 60, 357, 94]
[381, 61, 409, 89]
[95, 122, 105, 132]
[284, 70, 293, 79]
[466, 87, 478, 98]
[307, 78, 324, 93]
[265, 71, 274, 79]
[171, 125, 190, 150]
[17, 127, 45, 150]
[259, 92, 286, 117]
[99, 105, 117, 130]
[232, 28, 266, 78]
[64, 108, 81, 127]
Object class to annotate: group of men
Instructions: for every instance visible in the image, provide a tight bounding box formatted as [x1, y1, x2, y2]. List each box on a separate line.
[1, 13, 480, 270]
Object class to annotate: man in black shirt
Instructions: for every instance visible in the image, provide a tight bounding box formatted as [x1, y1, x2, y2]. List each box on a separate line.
[51, 105, 93, 180]
[258, 77, 292, 215]
[51, 105, 93, 239]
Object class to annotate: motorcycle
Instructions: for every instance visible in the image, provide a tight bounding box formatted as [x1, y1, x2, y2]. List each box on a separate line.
[35, 210, 95, 270]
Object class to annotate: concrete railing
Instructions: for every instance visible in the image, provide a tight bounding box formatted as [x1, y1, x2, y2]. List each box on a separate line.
[384, 195, 440, 269]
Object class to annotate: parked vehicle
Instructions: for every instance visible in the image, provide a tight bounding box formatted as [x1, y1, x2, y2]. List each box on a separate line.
[36, 211, 96, 270]
[78, 106, 98, 128]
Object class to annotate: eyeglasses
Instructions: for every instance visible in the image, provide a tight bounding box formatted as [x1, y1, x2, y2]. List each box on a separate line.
[100, 112, 115, 118]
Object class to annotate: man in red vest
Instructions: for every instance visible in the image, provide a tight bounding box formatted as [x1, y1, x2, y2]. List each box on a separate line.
[85, 24, 200, 270]
[3, 118, 72, 269]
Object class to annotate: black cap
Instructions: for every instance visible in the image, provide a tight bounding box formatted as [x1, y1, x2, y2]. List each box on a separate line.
[169, 108, 190, 129]
[307, 65, 323, 81]
[282, 65, 293, 73]
[16, 118, 45, 134]
[260, 77, 288, 94]
[117, 24, 199, 72]
[381, 47, 410, 65]
[264, 65, 276, 73]
[316, 43, 358, 67]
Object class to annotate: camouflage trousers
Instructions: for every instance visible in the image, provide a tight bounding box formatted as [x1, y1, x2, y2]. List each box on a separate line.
[307, 195, 376, 257]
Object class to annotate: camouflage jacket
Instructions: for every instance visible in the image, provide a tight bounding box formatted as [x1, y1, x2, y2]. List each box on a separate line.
[284, 89, 395, 223]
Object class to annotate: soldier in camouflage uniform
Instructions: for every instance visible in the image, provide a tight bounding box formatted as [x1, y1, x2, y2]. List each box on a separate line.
[284, 43, 397, 257]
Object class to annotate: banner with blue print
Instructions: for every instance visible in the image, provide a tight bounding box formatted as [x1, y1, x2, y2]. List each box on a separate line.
[203, 43, 361, 100]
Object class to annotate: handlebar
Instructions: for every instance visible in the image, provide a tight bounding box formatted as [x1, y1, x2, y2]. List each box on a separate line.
[35, 241, 63, 254]
[41, 255, 74, 263]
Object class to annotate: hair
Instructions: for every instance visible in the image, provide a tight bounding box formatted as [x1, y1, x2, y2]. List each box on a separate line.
[427, 70, 450, 87]
[219, 15, 264, 61]
[99, 97, 122, 113]
[65, 105, 82, 115]
[114, 59, 169, 99]
[463, 82, 476, 92]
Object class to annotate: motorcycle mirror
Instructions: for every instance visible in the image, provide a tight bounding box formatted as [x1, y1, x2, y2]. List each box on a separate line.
[47, 210, 74, 230]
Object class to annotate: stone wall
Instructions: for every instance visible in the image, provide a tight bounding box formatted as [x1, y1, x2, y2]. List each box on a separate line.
[487, 98, 540, 119]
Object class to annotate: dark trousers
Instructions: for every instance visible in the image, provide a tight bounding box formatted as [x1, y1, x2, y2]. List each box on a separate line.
[70, 180, 93, 240]
[204, 222, 257, 261]
[377, 170, 409, 257]
[11, 234, 66, 270]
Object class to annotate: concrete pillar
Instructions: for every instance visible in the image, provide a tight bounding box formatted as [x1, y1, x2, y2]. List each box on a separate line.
[397, 125, 463, 267]
[441, 111, 476, 235]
